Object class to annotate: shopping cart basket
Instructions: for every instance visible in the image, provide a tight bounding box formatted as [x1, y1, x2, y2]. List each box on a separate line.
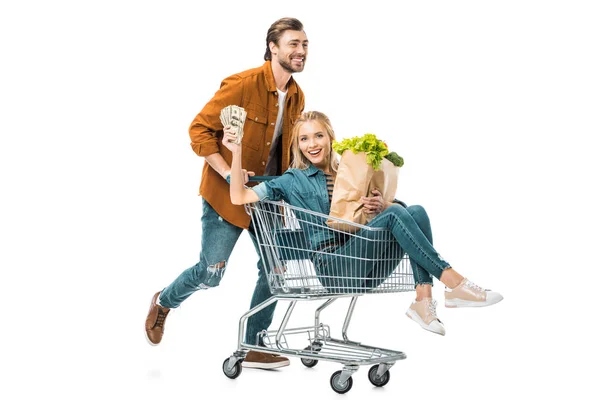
[223, 196, 415, 394]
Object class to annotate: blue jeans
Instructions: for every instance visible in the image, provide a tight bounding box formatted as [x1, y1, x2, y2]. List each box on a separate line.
[159, 199, 275, 344]
[371, 204, 446, 286]
[316, 205, 448, 290]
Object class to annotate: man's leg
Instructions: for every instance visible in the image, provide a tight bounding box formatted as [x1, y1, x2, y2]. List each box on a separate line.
[245, 227, 277, 345]
[146, 199, 243, 344]
[241, 224, 290, 369]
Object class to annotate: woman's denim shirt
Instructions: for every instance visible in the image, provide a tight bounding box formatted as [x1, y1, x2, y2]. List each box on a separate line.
[252, 165, 336, 249]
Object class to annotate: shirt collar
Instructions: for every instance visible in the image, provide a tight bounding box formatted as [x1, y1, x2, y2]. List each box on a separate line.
[301, 164, 321, 177]
[262, 60, 298, 96]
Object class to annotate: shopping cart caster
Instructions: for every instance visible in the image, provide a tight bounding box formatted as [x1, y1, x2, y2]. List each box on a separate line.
[301, 342, 321, 368]
[222, 357, 243, 379]
[330, 370, 353, 394]
[301, 358, 318, 368]
[368, 364, 390, 387]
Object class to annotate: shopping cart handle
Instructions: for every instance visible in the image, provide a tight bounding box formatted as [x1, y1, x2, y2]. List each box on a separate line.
[226, 175, 276, 184]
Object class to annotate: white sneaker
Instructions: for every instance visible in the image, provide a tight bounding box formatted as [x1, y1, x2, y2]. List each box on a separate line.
[406, 298, 445, 336]
[445, 278, 503, 308]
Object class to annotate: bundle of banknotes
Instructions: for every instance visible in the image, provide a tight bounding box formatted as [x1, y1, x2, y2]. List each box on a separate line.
[220, 105, 247, 145]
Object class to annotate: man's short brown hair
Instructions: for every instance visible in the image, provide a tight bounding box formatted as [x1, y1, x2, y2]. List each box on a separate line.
[264, 17, 304, 61]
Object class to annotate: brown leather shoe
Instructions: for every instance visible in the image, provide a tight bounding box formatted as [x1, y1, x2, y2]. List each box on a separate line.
[242, 350, 290, 369]
[145, 291, 170, 345]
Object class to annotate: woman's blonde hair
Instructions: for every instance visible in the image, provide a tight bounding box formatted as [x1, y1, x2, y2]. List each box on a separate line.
[289, 111, 339, 172]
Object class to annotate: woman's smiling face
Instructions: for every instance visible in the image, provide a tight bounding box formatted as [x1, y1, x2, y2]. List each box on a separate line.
[297, 120, 331, 172]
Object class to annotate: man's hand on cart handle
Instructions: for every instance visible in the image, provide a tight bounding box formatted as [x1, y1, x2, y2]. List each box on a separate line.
[224, 169, 255, 185]
[226, 175, 276, 184]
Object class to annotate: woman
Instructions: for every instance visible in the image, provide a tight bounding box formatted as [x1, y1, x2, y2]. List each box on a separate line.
[224, 111, 503, 336]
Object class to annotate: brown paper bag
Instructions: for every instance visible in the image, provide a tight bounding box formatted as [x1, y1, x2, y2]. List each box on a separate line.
[327, 150, 399, 232]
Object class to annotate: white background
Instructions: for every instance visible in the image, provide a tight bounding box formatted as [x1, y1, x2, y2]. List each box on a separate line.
[1, 1, 599, 398]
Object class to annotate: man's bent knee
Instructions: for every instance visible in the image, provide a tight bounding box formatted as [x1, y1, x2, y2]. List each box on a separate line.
[199, 261, 227, 289]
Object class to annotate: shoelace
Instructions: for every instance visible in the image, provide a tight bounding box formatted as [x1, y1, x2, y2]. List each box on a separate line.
[155, 309, 167, 328]
[428, 299, 439, 319]
[465, 280, 485, 292]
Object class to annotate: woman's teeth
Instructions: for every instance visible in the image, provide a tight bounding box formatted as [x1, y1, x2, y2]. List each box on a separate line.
[308, 149, 321, 156]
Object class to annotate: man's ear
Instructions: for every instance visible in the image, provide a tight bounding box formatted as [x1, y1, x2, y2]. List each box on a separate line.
[269, 41, 278, 56]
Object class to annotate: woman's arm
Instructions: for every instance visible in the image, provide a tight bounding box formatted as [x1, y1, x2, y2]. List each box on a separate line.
[222, 127, 260, 205]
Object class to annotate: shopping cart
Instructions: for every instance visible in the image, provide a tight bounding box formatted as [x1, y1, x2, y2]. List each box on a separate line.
[222, 194, 415, 394]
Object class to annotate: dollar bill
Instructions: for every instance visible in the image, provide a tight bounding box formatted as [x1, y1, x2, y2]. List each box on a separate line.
[220, 105, 246, 144]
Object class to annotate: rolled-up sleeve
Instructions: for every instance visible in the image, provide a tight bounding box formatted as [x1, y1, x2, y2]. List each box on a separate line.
[251, 172, 295, 202]
[189, 75, 244, 157]
[252, 182, 270, 201]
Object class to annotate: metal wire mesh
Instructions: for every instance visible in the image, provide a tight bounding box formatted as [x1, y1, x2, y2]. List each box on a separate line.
[247, 200, 415, 296]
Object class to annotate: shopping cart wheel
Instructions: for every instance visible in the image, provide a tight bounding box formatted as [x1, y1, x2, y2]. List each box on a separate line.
[301, 357, 318, 368]
[222, 358, 243, 379]
[330, 370, 353, 394]
[301, 343, 321, 368]
[367, 365, 390, 387]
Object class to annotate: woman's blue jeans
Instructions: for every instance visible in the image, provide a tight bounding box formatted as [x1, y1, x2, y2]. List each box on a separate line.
[317, 205, 449, 290]
[159, 199, 274, 345]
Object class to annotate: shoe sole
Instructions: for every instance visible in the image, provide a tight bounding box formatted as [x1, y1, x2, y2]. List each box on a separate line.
[405, 309, 445, 336]
[445, 296, 504, 308]
[242, 360, 290, 369]
[145, 330, 160, 346]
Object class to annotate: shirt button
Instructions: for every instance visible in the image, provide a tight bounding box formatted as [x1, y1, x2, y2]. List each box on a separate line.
[266, 142, 271, 146]
[275, 103, 279, 107]
[254, 117, 258, 121]
[271, 122, 275, 126]
[262, 161, 266, 166]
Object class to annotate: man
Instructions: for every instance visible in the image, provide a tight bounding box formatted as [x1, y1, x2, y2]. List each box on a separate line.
[145, 17, 308, 370]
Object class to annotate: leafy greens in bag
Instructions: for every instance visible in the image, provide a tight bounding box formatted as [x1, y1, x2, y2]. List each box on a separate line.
[332, 133, 404, 170]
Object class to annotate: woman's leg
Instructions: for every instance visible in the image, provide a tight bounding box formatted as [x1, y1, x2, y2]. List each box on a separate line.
[404, 205, 435, 295]
[405, 206, 466, 293]
[321, 204, 453, 291]
[399, 206, 445, 335]
[375, 205, 502, 309]
[368, 204, 452, 282]
[415, 283, 432, 301]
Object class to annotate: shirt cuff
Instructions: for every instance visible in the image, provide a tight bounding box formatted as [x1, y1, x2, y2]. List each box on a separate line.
[251, 183, 270, 201]
[191, 142, 220, 157]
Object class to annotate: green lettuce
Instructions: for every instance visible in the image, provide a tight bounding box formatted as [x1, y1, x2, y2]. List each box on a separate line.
[332, 133, 404, 170]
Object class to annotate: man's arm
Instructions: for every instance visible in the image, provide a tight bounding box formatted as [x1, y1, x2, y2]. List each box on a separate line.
[205, 151, 254, 183]
[189, 75, 243, 159]
[204, 153, 231, 179]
